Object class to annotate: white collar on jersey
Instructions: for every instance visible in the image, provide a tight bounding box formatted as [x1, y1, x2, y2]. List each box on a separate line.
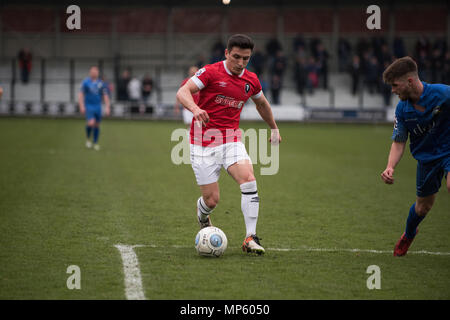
[223, 60, 245, 78]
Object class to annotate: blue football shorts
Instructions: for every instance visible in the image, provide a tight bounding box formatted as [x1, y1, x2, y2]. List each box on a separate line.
[85, 106, 102, 123]
[416, 155, 450, 197]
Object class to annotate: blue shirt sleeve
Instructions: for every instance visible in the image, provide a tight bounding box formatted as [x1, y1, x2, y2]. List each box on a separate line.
[391, 104, 408, 142]
[80, 79, 88, 94]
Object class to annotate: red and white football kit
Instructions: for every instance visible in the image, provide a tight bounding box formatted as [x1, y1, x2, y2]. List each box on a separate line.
[189, 60, 262, 185]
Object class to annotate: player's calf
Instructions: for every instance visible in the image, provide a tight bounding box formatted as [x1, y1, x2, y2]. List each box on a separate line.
[415, 195, 435, 217]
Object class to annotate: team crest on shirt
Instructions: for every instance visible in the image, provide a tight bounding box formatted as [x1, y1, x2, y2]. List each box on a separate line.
[244, 83, 251, 94]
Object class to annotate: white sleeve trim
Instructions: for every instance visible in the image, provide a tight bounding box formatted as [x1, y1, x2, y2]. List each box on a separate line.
[252, 90, 262, 99]
[191, 76, 205, 90]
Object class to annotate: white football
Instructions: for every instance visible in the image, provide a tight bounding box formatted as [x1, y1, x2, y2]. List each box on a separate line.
[195, 226, 228, 257]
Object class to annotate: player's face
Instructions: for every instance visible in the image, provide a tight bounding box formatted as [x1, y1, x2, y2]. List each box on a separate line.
[90, 67, 99, 79]
[225, 47, 252, 75]
[390, 77, 413, 101]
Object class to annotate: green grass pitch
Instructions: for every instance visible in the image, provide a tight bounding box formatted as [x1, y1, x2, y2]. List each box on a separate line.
[0, 117, 449, 299]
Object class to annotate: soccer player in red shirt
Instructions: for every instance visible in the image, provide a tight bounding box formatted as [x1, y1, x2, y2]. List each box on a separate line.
[176, 34, 281, 255]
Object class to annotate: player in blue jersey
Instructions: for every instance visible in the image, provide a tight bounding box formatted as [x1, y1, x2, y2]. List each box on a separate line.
[380, 56, 450, 256]
[78, 66, 110, 151]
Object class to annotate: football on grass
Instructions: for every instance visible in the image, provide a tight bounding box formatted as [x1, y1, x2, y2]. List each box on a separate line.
[195, 226, 228, 257]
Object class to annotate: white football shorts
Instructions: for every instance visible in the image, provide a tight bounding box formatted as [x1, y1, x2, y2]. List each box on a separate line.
[190, 141, 252, 185]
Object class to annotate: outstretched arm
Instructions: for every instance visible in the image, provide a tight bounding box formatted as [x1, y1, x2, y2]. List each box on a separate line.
[176, 79, 209, 127]
[381, 141, 406, 184]
[78, 91, 85, 115]
[103, 93, 111, 116]
[251, 92, 281, 144]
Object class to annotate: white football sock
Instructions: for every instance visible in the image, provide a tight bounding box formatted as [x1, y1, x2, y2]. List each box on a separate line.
[240, 180, 259, 237]
[197, 197, 214, 222]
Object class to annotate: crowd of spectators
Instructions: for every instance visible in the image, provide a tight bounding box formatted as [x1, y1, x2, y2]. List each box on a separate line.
[246, 35, 449, 107]
[115, 69, 154, 114]
[13, 35, 449, 109]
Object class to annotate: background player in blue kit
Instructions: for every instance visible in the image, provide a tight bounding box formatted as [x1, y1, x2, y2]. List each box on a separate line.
[78, 66, 111, 151]
[381, 56, 450, 256]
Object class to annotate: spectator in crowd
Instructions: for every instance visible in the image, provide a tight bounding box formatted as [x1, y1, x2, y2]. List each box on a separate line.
[338, 37, 352, 72]
[271, 50, 287, 77]
[210, 40, 225, 64]
[430, 48, 444, 83]
[248, 49, 265, 78]
[415, 36, 431, 58]
[293, 34, 306, 53]
[17, 48, 32, 84]
[270, 74, 282, 105]
[269, 50, 286, 104]
[141, 74, 154, 104]
[116, 69, 131, 101]
[349, 55, 362, 96]
[294, 56, 307, 96]
[415, 49, 430, 82]
[380, 60, 392, 107]
[309, 37, 321, 58]
[379, 43, 392, 66]
[266, 37, 282, 59]
[127, 75, 142, 103]
[0, 85, 3, 99]
[305, 57, 319, 94]
[365, 55, 380, 94]
[371, 36, 386, 65]
[393, 37, 406, 58]
[315, 42, 329, 90]
[356, 38, 370, 59]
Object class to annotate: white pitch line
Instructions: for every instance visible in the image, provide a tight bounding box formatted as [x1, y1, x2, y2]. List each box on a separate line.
[142, 244, 450, 256]
[114, 244, 147, 300]
[114, 243, 450, 299]
[267, 247, 450, 256]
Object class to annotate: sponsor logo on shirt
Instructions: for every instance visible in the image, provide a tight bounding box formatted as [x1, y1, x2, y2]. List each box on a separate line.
[215, 95, 244, 109]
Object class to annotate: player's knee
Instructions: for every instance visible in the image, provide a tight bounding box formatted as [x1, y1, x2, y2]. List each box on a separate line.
[203, 193, 219, 209]
[415, 202, 433, 216]
[239, 172, 256, 184]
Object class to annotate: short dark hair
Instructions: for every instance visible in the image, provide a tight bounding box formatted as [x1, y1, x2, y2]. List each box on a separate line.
[382, 56, 418, 84]
[227, 34, 254, 52]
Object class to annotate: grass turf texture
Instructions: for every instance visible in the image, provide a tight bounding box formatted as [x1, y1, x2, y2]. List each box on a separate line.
[0, 117, 449, 299]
